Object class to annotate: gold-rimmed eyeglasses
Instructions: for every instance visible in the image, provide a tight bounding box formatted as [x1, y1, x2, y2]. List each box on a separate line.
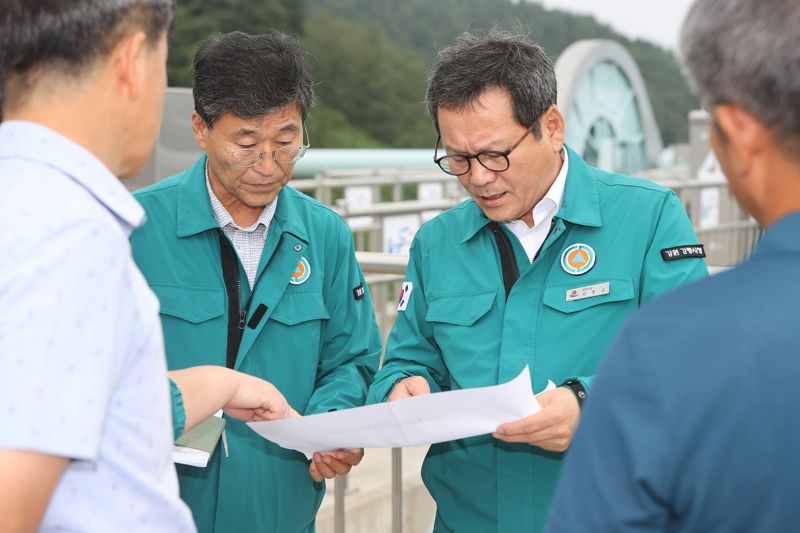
[226, 126, 310, 168]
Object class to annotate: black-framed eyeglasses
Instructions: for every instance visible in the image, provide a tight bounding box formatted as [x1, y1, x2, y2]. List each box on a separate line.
[433, 125, 535, 176]
[223, 125, 310, 168]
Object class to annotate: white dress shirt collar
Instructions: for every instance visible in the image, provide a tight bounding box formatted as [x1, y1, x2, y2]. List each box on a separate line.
[508, 147, 568, 231]
[504, 148, 569, 262]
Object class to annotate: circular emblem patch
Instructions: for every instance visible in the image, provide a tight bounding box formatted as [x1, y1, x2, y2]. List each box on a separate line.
[290, 256, 311, 285]
[560, 243, 596, 276]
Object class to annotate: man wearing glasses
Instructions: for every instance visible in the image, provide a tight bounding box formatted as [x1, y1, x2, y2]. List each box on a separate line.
[367, 31, 707, 532]
[130, 31, 381, 533]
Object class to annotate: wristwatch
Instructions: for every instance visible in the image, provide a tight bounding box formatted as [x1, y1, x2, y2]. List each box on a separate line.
[560, 379, 587, 408]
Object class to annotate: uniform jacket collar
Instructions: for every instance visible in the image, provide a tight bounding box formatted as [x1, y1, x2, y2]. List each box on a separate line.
[176, 154, 309, 243]
[558, 145, 602, 228]
[459, 145, 602, 243]
[272, 185, 310, 244]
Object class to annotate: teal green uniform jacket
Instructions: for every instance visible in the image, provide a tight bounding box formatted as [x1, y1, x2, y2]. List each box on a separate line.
[366, 147, 708, 533]
[131, 156, 382, 533]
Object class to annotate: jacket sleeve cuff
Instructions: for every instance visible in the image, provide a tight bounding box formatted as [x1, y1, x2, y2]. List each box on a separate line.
[575, 375, 594, 394]
[169, 378, 186, 441]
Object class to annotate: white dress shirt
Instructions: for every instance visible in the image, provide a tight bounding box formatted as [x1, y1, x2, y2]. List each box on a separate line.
[504, 148, 569, 262]
[0, 121, 195, 532]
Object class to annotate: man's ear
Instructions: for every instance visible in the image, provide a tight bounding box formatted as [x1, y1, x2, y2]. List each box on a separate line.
[541, 105, 565, 153]
[108, 30, 148, 101]
[191, 110, 209, 151]
[713, 104, 770, 179]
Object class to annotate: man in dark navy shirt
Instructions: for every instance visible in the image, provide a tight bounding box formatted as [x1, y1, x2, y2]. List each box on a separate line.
[545, 0, 800, 531]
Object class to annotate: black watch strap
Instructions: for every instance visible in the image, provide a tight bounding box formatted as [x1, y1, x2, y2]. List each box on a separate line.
[560, 379, 587, 408]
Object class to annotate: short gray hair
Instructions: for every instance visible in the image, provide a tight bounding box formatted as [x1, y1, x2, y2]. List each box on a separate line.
[1, 0, 174, 114]
[1, 0, 173, 72]
[192, 31, 315, 127]
[426, 30, 557, 138]
[680, 0, 800, 149]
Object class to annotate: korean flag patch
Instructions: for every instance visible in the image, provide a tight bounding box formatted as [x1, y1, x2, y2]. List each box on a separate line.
[397, 281, 414, 311]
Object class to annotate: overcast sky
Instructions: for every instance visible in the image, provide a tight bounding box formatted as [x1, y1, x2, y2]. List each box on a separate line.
[538, 0, 695, 50]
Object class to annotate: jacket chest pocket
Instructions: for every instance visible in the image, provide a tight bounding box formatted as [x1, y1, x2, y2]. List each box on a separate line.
[268, 291, 331, 359]
[270, 290, 330, 325]
[151, 283, 225, 323]
[426, 289, 499, 366]
[538, 277, 637, 376]
[149, 283, 226, 367]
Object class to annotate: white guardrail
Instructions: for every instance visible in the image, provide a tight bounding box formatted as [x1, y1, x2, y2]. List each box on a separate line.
[293, 171, 760, 269]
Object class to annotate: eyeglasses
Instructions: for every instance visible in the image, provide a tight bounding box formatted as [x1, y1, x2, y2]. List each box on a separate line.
[433, 125, 535, 176]
[225, 126, 310, 168]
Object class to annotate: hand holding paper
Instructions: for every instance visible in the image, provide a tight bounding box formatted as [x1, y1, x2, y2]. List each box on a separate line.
[247, 366, 551, 458]
[493, 386, 581, 452]
[309, 448, 364, 482]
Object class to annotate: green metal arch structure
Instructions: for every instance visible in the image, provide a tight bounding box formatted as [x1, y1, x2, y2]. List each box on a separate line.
[555, 39, 663, 174]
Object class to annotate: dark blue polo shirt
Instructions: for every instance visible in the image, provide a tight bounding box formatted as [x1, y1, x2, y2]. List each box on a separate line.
[546, 212, 800, 532]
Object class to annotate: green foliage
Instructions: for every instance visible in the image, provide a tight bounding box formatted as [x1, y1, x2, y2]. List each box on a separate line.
[627, 41, 697, 145]
[167, 0, 306, 87]
[304, 104, 383, 148]
[166, 0, 697, 147]
[302, 13, 432, 148]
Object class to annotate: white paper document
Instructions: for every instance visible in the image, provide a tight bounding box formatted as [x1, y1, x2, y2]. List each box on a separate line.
[247, 366, 552, 458]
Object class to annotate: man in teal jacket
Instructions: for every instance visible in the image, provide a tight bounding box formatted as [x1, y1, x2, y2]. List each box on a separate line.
[367, 31, 707, 532]
[131, 32, 381, 532]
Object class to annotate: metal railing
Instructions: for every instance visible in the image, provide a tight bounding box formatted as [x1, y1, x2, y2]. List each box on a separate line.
[295, 170, 759, 267]
[656, 178, 761, 266]
[330, 254, 408, 533]
[292, 168, 462, 206]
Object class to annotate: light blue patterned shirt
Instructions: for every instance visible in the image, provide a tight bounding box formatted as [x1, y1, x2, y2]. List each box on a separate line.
[0, 121, 195, 532]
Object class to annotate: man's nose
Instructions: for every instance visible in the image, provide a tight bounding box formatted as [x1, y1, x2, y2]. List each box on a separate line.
[252, 149, 277, 174]
[467, 159, 497, 187]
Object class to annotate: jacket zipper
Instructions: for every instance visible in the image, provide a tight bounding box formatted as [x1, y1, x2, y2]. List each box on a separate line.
[532, 218, 558, 263]
[511, 242, 521, 280]
[236, 276, 246, 330]
[218, 231, 244, 369]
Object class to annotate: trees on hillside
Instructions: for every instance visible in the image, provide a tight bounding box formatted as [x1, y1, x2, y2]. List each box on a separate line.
[168, 0, 306, 87]
[166, 0, 697, 147]
[306, 0, 698, 145]
[304, 14, 432, 148]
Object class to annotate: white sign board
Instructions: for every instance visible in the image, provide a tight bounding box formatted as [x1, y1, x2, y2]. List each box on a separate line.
[418, 182, 444, 202]
[383, 214, 420, 255]
[699, 187, 721, 229]
[344, 186, 374, 230]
